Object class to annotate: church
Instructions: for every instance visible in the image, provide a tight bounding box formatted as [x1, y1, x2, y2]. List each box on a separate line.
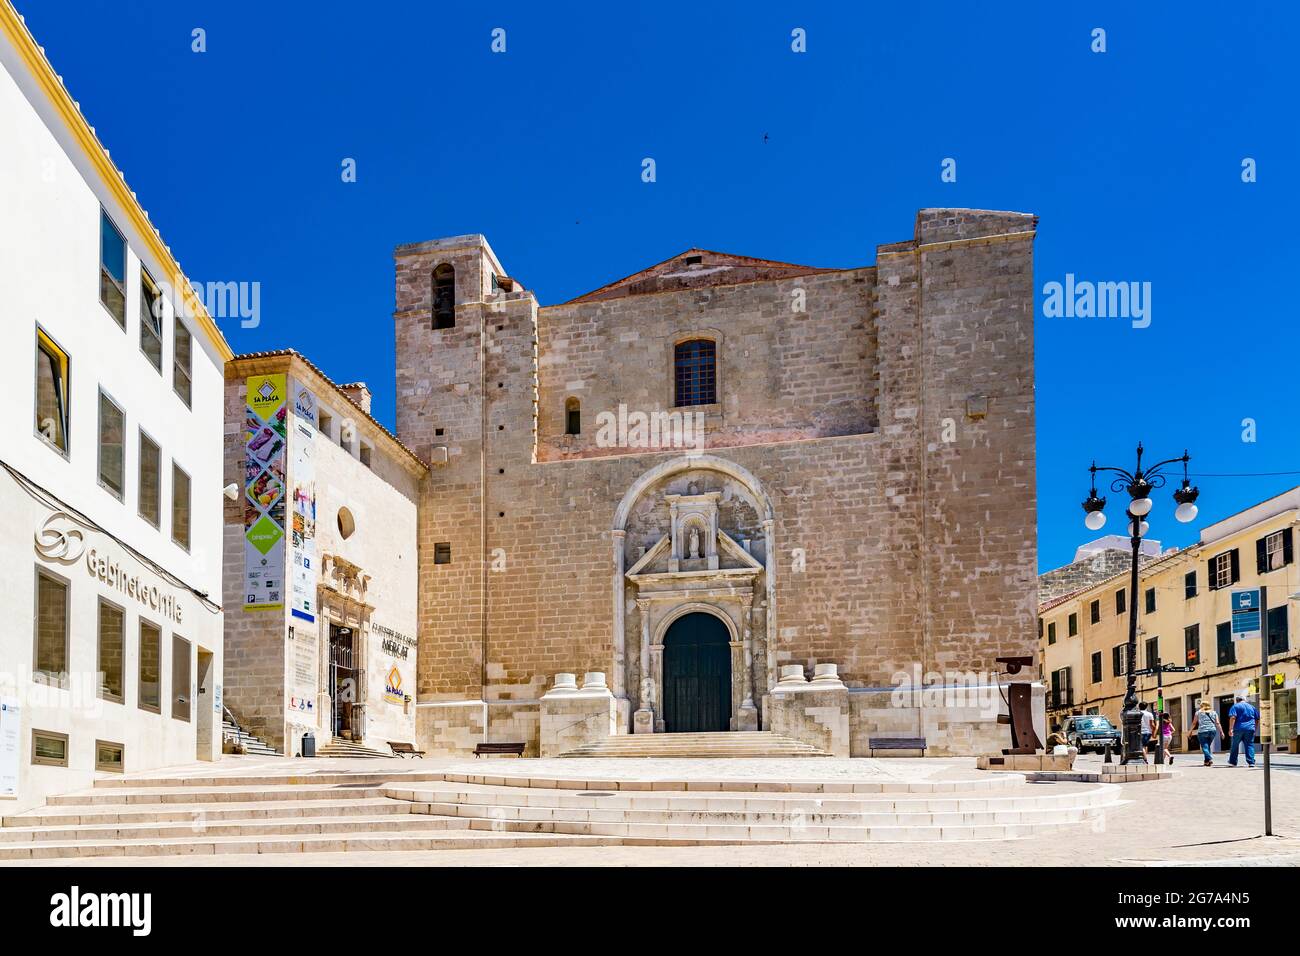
[396, 208, 1040, 757]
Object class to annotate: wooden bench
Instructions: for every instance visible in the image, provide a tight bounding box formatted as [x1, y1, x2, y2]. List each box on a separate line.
[473, 741, 526, 758]
[388, 741, 425, 758]
[868, 737, 927, 757]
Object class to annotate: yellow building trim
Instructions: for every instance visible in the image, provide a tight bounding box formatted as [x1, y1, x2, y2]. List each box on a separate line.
[0, 1, 234, 362]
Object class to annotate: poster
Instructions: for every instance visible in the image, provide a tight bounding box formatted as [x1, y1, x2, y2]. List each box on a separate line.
[0, 697, 20, 798]
[286, 626, 318, 723]
[243, 373, 288, 610]
[289, 381, 318, 623]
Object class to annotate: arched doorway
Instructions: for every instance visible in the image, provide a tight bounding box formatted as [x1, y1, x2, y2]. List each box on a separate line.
[662, 612, 731, 733]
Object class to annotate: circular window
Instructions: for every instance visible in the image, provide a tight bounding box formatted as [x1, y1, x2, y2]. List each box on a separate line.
[337, 507, 356, 540]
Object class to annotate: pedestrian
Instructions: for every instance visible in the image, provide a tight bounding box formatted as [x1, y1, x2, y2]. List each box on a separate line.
[1227, 693, 1259, 768]
[1159, 712, 1175, 763]
[1193, 700, 1223, 766]
[1139, 702, 1155, 757]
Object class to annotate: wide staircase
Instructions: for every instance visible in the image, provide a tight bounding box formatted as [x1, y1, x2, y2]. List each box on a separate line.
[316, 738, 395, 759]
[0, 766, 1125, 858]
[221, 719, 279, 757]
[561, 731, 829, 758]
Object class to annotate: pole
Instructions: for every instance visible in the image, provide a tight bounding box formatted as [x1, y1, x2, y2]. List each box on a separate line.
[1153, 653, 1164, 764]
[1261, 585, 1272, 836]
[1121, 511, 1143, 763]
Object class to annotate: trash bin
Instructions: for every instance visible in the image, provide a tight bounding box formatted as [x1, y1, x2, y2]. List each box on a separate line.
[302, 731, 316, 758]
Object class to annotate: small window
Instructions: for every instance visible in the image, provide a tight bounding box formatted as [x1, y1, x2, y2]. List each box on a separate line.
[434, 542, 452, 565]
[1185, 624, 1200, 666]
[1112, 644, 1125, 677]
[432, 263, 455, 330]
[1144, 588, 1156, 614]
[318, 408, 333, 438]
[34, 568, 69, 685]
[337, 507, 356, 540]
[97, 598, 125, 703]
[171, 463, 191, 550]
[100, 209, 126, 327]
[140, 268, 164, 371]
[360, 444, 373, 469]
[1067, 613, 1078, 637]
[1090, 651, 1102, 684]
[1216, 621, 1234, 667]
[98, 389, 125, 500]
[173, 316, 192, 407]
[674, 339, 716, 407]
[1184, 571, 1197, 600]
[139, 431, 161, 527]
[1115, 589, 1126, 614]
[565, 397, 581, 436]
[172, 635, 191, 722]
[1089, 600, 1100, 625]
[1047, 621, 1056, 645]
[1268, 605, 1289, 656]
[35, 328, 70, 454]
[139, 619, 162, 713]
[32, 729, 68, 768]
[1209, 549, 1239, 590]
[1145, 636, 1159, 669]
[1050, 668, 1072, 709]
[1257, 529, 1293, 574]
[95, 740, 125, 773]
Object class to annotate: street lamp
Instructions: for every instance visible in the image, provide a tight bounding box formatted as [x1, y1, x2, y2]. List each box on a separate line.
[1081, 442, 1199, 764]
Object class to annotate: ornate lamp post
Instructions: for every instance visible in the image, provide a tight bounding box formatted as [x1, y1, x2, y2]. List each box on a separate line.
[1081, 443, 1199, 764]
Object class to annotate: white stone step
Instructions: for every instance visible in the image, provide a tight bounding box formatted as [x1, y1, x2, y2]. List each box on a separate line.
[3, 797, 415, 828]
[0, 812, 468, 843]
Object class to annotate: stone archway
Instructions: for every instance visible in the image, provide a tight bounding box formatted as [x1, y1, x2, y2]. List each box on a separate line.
[661, 611, 732, 733]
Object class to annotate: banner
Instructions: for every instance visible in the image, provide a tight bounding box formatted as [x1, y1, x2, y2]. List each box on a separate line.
[243, 374, 288, 610]
[289, 380, 318, 623]
[0, 697, 20, 798]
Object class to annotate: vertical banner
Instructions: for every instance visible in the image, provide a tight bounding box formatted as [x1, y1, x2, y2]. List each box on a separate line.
[243, 373, 288, 610]
[0, 697, 20, 798]
[290, 381, 318, 623]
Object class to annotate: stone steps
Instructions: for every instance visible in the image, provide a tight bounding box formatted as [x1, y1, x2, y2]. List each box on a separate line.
[221, 721, 280, 757]
[315, 740, 395, 759]
[0, 812, 471, 843]
[3, 797, 417, 828]
[562, 731, 829, 758]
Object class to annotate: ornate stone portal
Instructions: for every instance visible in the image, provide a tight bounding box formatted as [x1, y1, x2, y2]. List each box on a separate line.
[613, 456, 773, 734]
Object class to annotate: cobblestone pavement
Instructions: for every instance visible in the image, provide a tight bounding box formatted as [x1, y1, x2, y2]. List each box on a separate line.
[10, 753, 1298, 866]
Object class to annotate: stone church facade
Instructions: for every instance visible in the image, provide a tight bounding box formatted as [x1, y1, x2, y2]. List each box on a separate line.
[396, 208, 1039, 757]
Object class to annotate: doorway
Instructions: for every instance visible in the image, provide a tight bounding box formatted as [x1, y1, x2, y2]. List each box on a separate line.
[329, 624, 356, 739]
[662, 612, 731, 733]
[1215, 695, 1235, 752]
[195, 649, 214, 761]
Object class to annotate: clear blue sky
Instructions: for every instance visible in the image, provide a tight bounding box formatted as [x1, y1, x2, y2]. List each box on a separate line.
[17, 1, 1298, 571]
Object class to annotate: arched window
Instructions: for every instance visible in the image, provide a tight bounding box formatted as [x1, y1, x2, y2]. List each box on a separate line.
[432, 263, 455, 330]
[674, 339, 716, 407]
[565, 397, 581, 436]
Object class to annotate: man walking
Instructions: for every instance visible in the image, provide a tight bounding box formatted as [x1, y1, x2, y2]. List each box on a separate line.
[1139, 702, 1156, 757]
[1227, 693, 1259, 768]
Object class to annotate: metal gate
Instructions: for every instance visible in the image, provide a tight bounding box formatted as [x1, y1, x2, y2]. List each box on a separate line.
[662, 612, 731, 733]
[329, 625, 354, 738]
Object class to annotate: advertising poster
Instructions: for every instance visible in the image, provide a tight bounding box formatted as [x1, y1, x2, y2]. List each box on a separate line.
[289, 381, 318, 623]
[0, 697, 20, 798]
[286, 626, 318, 724]
[243, 373, 288, 610]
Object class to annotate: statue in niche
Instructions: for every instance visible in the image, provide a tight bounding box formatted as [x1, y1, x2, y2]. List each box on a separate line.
[686, 481, 700, 496]
[688, 526, 701, 559]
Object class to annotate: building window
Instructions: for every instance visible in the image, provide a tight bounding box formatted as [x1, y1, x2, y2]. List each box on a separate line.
[1090, 599, 1100, 624]
[1184, 571, 1197, 599]
[173, 316, 192, 407]
[1209, 549, 1239, 590]
[1268, 605, 1289, 656]
[34, 568, 69, 685]
[139, 431, 161, 527]
[171, 463, 191, 550]
[432, 263, 455, 330]
[1115, 589, 1126, 614]
[172, 635, 191, 722]
[1145, 636, 1159, 669]
[97, 598, 125, 703]
[1112, 644, 1125, 677]
[1257, 529, 1293, 574]
[1050, 668, 1072, 709]
[1144, 588, 1156, 614]
[1090, 651, 1102, 684]
[1184, 624, 1200, 666]
[95, 740, 125, 773]
[98, 389, 125, 500]
[140, 268, 164, 371]
[674, 339, 716, 407]
[1047, 621, 1056, 645]
[1216, 621, 1234, 667]
[32, 729, 69, 768]
[360, 443, 373, 469]
[1067, 613, 1078, 637]
[337, 507, 356, 540]
[434, 542, 452, 565]
[138, 619, 162, 713]
[318, 408, 333, 439]
[565, 397, 581, 436]
[35, 328, 70, 454]
[1037, 617, 1043, 638]
[100, 209, 126, 327]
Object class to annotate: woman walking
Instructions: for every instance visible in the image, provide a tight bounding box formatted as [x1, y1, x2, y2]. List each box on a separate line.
[1159, 712, 1175, 763]
[1194, 700, 1224, 767]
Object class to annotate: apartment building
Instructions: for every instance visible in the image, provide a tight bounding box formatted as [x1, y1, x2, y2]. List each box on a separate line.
[1040, 488, 1300, 752]
[0, 3, 232, 811]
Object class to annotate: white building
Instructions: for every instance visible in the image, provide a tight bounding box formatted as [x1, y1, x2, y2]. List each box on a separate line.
[0, 3, 233, 811]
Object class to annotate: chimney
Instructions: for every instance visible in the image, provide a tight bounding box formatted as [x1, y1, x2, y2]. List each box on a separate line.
[339, 382, 372, 415]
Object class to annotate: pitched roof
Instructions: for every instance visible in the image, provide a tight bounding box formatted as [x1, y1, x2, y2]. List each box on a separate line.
[560, 248, 843, 304]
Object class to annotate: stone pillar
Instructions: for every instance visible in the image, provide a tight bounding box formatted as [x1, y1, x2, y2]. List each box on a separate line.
[634, 599, 655, 734]
[610, 530, 626, 700]
[767, 663, 850, 757]
[540, 672, 616, 757]
[763, 519, 777, 695]
[737, 595, 758, 730]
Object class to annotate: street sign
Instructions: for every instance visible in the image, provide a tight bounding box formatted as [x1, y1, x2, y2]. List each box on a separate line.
[1161, 665, 1196, 673]
[1231, 588, 1262, 641]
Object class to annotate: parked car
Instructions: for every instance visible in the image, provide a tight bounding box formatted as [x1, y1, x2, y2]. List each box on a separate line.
[1062, 715, 1122, 754]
